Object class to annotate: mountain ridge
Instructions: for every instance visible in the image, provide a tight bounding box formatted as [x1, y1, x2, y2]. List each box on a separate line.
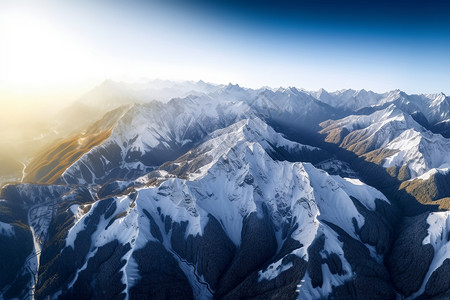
[1, 80, 449, 299]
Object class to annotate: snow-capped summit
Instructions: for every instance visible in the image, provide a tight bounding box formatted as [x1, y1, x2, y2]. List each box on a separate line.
[320, 104, 450, 179]
[22, 117, 393, 299]
[373, 90, 450, 132]
[157, 117, 322, 181]
[382, 128, 450, 178]
[44, 85, 341, 185]
[2, 80, 450, 300]
[60, 94, 255, 184]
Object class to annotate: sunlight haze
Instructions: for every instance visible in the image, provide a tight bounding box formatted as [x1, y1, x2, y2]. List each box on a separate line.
[1, 0, 450, 106]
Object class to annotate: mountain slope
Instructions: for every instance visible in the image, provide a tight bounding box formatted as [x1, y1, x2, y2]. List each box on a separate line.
[1, 82, 450, 300]
[388, 211, 450, 299]
[310, 88, 385, 111]
[1, 118, 396, 299]
[24, 106, 129, 184]
[377, 91, 450, 130]
[319, 105, 450, 177]
[59, 94, 253, 185]
[27, 86, 339, 186]
[319, 105, 450, 208]
[56, 80, 223, 134]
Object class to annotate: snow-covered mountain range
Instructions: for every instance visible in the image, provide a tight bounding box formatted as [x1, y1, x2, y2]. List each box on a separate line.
[1, 80, 449, 299]
[320, 104, 450, 179]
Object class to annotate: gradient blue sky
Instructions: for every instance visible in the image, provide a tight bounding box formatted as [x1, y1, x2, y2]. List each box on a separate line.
[1, 0, 450, 102]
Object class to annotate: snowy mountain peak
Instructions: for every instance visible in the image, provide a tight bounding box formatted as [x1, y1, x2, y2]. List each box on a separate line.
[4, 80, 450, 300]
[286, 86, 300, 94]
[158, 117, 320, 181]
[321, 102, 450, 179]
[309, 88, 383, 111]
[428, 92, 448, 106]
[224, 83, 242, 92]
[383, 127, 450, 178]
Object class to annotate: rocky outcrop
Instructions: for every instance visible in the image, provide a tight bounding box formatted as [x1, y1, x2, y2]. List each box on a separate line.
[0, 222, 33, 299]
[387, 213, 434, 297]
[61, 240, 131, 299]
[170, 215, 236, 291]
[213, 209, 277, 298]
[36, 198, 114, 299]
[130, 242, 194, 300]
[423, 259, 450, 298]
[327, 222, 395, 299]
[351, 197, 395, 255]
[221, 254, 307, 299]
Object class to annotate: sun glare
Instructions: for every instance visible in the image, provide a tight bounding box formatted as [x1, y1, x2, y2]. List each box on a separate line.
[0, 6, 96, 101]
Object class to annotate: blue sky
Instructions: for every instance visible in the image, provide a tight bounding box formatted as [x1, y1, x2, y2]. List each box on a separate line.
[1, 0, 450, 101]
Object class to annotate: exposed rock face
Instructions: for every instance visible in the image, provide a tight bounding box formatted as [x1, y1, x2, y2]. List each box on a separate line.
[60, 241, 131, 299]
[327, 221, 395, 300]
[36, 198, 115, 299]
[424, 259, 450, 298]
[0, 223, 33, 299]
[351, 197, 395, 255]
[130, 242, 195, 300]
[214, 210, 278, 298]
[2, 84, 450, 299]
[169, 215, 236, 291]
[306, 234, 327, 289]
[387, 213, 435, 297]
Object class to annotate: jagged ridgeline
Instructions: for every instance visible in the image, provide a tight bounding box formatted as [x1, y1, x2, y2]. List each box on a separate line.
[1, 82, 449, 299]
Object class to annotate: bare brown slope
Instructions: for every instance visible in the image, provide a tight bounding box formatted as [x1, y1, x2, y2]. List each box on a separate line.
[23, 106, 129, 184]
[319, 119, 450, 209]
[23, 130, 112, 184]
[400, 173, 450, 209]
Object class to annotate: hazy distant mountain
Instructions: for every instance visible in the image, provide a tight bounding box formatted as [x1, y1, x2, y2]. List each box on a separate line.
[308, 88, 385, 111]
[55, 79, 224, 135]
[78, 79, 223, 107]
[1, 81, 450, 299]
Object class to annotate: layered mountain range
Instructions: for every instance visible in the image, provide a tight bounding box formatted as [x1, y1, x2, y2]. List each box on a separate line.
[1, 81, 449, 299]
